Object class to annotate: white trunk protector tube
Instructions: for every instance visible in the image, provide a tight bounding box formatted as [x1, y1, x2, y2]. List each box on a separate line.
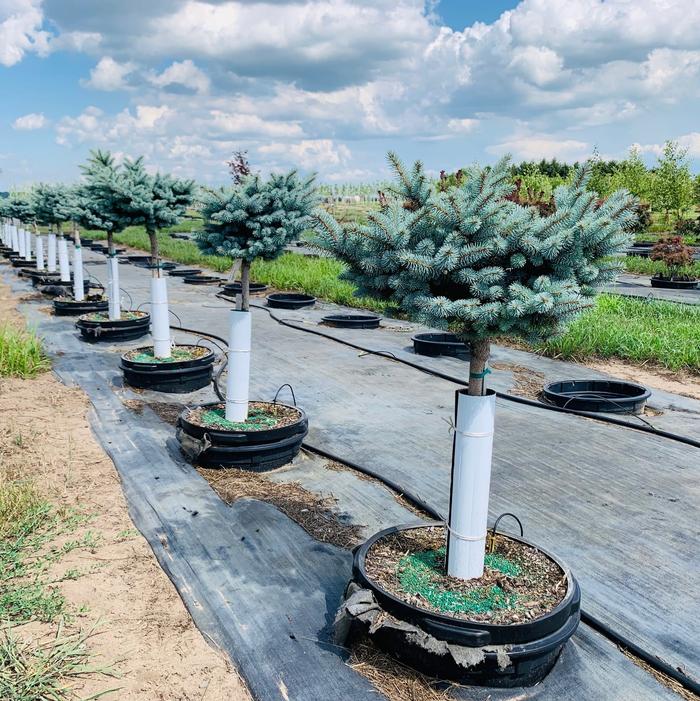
[108, 256, 121, 320]
[11, 225, 19, 252]
[47, 233, 57, 272]
[18, 228, 26, 258]
[72, 244, 85, 302]
[58, 237, 70, 282]
[36, 236, 45, 271]
[225, 310, 252, 422]
[446, 389, 496, 580]
[150, 276, 172, 358]
[24, 230, 32, 259]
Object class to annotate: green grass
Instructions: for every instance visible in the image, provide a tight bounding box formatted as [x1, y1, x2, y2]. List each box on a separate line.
[623, 255, 700, 278]
[0, 624, 119, 700]
[538, 294, 700, 373]
[0, 326, 49, 378]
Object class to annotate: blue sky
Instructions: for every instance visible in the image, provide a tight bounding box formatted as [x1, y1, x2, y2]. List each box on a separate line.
[1, 0, 699, 189]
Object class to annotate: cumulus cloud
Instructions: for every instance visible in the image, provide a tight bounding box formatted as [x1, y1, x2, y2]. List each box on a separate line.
[0, 0, 50, 66]
[4, 0, 700, 179]
[12, 112, 48, 130]
[148, 59, 210, 95]
[83, 56, 136, 90]
[258, 140, 351, 170]
[488, 135, 591, 161]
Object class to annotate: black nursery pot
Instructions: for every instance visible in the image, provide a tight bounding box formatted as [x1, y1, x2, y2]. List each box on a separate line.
[412, 332, 469, 358]
[29, 271, 61, 286]
[11, 258, 36, 268]
[183, 275, 222, 285]
[543, 379, 651, 414]
[120, 345, 215, 393]
[650, 275, 698, 290]
[168, 268, 203, 277]
[266, 292, 316, 309]
[221, 280, 269, 296]
[37, 279, 92, 297]
[76, 311, 151, 343]
[176, 401, 309, 471]
[322, 314, 381, 329]
[53, 297, 108, 316]
[348, 523, 581, 688]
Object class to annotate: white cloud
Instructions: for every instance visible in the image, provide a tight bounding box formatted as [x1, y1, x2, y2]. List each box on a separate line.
[636, 133, 700, 159]
[0, 0, 50, 66]
[83, 56, 136, 90]
[209, 111, 303, 138]
[12, 112, 48, 130]
[488, 135, 591, 161]
[259, 140, 351, 170]
[447, 118, 479, 133]
[148, 59, 210, 94]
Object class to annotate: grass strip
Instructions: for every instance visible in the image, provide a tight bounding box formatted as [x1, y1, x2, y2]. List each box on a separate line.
[0, 325, 49, 378]
[537, 294, 700, 372]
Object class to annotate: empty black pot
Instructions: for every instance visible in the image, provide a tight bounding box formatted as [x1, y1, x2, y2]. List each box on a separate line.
[322, 314, 381, 329]
[542, 379, 651, 414]
[412, 333, 469, 358]
[266, 293, 316, 309]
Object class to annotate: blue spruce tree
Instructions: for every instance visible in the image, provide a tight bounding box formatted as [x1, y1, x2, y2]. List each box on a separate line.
[197, 170, 317, 310]
[313, 153, 636, 395]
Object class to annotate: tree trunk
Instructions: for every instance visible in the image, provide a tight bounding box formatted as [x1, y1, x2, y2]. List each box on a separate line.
[106, 232, 121, 320]
[467, 338, 491, 396]
[148, 226, 160, 278]
[240, 260, 251, 312]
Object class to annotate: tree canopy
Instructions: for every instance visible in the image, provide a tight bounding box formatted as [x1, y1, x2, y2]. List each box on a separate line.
[313, 152, 637, 346]
[197, 171, 317, 263]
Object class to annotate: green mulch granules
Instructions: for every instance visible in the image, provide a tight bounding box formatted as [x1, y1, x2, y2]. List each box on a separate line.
[187, 402, 301, 432]
[365, 526, 567, 625]
[396, 547, 519, 616]
[124, 345, 210, 364]
[84, 310, 146, 322]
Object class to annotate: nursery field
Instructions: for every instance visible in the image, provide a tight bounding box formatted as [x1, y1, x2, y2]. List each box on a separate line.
[2, 251, 698, 700]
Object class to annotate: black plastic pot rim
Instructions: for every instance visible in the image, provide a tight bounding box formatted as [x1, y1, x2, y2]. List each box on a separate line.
[322, 314, 382, 328]
[77, 312, 150, 327]
[183, 276, 222, 284]
[543, 379, 651, 410]
[121, 345, 215, 370]
[353, 522, 579, 649]
[178, 400, 306, 439]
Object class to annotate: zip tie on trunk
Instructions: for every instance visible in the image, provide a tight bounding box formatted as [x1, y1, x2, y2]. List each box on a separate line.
[446, 524, 487, 542]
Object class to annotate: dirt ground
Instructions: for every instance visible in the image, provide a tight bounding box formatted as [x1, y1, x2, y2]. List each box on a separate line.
[0, 281, 252, 700]
[584, 357, 700, 401]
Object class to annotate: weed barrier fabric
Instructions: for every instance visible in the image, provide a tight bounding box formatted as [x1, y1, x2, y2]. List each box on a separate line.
[10, 283, 682, 701]
[23, 257, 700, 688]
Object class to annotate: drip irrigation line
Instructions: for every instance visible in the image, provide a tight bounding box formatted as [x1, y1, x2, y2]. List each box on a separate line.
[248, 302, 700, 451]
[158, 314, 700, 695]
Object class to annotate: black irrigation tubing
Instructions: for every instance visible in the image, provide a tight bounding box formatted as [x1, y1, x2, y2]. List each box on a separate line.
[248, 302, 700, 451]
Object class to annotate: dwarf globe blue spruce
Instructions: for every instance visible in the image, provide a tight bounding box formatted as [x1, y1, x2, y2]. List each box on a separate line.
[32, 183, 75, 278]
[92, 155, 196, 358]
[3, 195, 35, 261]
[312, 152, 637, 580]
[197, 170, 317, 421]
[73, 151, 131, 319]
